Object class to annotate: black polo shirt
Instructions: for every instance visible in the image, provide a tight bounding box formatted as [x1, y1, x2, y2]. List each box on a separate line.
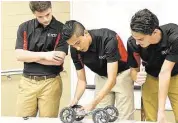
[15, 16, 68, 76]
[71, 28, 129, 77]
[127, 23, 178, 77]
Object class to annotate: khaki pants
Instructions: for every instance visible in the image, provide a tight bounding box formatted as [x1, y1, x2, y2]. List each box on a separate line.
[16, 75, 62, 117]
[95, 69, 134, 120]
[142, 74, 178, 122]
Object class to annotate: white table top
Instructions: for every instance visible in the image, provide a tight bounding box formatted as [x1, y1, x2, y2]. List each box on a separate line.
[0, 117, 156, 123]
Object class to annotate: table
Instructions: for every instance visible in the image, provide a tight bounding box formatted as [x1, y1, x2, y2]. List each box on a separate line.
[0, 117, 157, 123]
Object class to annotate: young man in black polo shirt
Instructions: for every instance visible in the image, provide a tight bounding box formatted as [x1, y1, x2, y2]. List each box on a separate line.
[127, 9, 178, 123]
[61, 20, 134, 120]
[15, 1, 68, 117]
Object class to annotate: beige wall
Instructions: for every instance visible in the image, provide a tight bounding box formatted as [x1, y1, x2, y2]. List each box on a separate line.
[1, 1, 71, 116]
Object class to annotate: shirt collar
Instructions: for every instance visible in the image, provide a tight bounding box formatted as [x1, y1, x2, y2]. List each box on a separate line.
[88, 30, 96, 52]
[35, 16, 57, 29]
[157, 27, 168, 48]
[35, 19, 40, 28]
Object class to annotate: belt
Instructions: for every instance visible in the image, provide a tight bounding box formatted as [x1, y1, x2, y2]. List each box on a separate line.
[23, 74, 57, 81]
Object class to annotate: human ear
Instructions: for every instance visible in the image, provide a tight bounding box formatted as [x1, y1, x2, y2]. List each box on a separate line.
[84, 30, 88, 35]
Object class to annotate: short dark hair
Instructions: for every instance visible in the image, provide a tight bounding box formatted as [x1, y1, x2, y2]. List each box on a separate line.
[62, 20, 85, 41]
[130, 9, 159, 35]
[29, 1, 51, 13]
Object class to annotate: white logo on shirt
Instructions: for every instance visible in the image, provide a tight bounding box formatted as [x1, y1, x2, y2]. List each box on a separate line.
[161, 47, 171, 55]
[99, 55, 106, 59]
[47, 33, 57, 37]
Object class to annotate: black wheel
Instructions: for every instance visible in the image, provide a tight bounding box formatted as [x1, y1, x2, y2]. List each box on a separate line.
[72, 105, 85, 121]
[92, 108, 109, 123]
[104, 106, 119, 122]
[60, 107, 76, 123]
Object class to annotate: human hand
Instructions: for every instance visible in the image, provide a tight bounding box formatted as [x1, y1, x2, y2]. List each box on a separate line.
[69, 98, 79, 107]
[80, 103, 96, 113]
[42, 51, 64, 65]
[157, 110, 167, 123]
[135, 64, 147, 86]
